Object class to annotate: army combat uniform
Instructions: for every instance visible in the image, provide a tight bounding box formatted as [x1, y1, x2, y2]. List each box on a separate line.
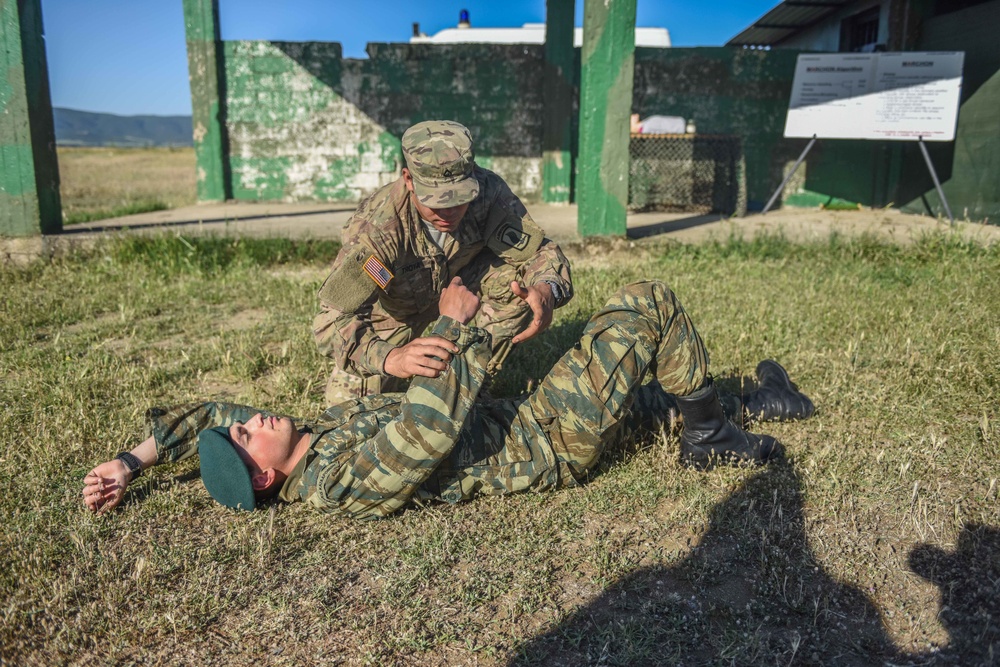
[313, 168, 574, 403]
[149, 281, 707, 520]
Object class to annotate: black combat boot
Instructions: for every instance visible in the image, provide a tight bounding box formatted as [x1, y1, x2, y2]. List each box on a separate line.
[742, 360, 815, 423]
[677, 379, 783, 469]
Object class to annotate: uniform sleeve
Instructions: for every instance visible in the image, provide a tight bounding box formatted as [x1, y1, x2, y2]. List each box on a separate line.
[315, 317, 493, 519]
[143, 402, 260, 464]
[519, 238, 574, 308]
[313, 225, 398, 377]
[482, 177, 574, 308]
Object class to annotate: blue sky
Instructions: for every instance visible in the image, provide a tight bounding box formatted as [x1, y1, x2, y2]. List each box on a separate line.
[42, 0, 779, 116]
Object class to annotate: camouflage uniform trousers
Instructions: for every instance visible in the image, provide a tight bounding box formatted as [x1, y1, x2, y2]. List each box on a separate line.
[324, 251, 534, 404]
[527, 280, 710, 484]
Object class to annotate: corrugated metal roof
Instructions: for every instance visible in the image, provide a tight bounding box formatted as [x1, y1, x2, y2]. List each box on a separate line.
[726, 0, 853, 47]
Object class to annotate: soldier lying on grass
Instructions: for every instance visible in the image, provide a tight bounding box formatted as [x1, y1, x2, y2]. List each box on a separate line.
[83, 278, 814, 519]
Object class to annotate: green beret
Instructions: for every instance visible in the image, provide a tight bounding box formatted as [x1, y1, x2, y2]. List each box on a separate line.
[198, 427, 256, 511]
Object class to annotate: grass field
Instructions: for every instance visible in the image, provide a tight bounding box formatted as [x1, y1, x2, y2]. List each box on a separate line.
[56, 147, 196, 224]
[1, 233, 998, 665]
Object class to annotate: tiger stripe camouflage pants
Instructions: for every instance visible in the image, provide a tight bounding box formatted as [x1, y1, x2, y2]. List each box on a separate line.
[526, 280, 710, 483]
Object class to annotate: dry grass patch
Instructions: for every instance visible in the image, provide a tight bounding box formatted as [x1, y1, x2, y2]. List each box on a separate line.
[1, 233, 998, 665]
[57, 146, 196, 224]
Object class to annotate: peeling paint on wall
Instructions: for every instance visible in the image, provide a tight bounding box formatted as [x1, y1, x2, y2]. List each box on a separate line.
[221, 41, 545, 202]
[219, 40, 797, 209]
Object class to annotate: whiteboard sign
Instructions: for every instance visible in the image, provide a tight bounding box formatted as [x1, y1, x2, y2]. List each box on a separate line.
[784, 52, 964, 142]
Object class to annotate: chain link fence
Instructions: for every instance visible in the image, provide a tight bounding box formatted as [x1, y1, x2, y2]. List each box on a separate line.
[628, 134, 746, 216]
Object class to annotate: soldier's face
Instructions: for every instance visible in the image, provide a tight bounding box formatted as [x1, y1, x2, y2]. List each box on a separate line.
[228, 413, 297, 473]
[402, 168, 471, 234]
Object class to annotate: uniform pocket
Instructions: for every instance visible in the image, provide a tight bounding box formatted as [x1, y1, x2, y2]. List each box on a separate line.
[382, 260, 435, 317]
[448, 403, 532, 467]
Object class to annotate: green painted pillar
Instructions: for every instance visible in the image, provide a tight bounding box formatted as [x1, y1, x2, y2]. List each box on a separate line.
[1, 0, 61, 236]
[542, 0, 574, 204]
[577, 0, 635, 236]
[183, 0, 228, 201]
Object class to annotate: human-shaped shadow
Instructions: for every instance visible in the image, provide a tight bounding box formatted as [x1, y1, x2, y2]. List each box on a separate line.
[510, 465, 898, 666]
[907, 523, 1000, 666]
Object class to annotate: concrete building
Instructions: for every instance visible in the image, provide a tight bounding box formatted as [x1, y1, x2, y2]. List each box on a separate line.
[410, 14, 670, 48]
[725, 0, 1000, 220]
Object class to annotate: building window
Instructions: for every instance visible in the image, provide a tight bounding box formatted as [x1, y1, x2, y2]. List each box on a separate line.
[840, 7, 881, 52]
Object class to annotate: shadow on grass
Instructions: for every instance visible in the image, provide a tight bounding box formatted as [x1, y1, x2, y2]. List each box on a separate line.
[510, 463, 1000, 666]
[907, 523, 1000, 666]
[508, 466, 863, 665]
[626, 213, 730, 240]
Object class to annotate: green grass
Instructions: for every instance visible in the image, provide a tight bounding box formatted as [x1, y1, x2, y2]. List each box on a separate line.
[63, 199, 170, 224]
[1, 233, 998, 665]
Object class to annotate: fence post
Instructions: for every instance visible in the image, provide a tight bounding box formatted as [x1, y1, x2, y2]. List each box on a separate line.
[577, 0, 635, 236]
[0, 0, 61, 236]
[542, 0, 574, 204]
[183, 0, 228, 202]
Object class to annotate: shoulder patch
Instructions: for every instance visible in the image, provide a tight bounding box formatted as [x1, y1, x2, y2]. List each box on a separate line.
[485, 212, 544, 262]
[495, 223, 531, 251]
[318, 248, 389, 312]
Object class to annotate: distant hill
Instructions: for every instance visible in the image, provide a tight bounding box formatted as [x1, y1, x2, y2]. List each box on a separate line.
[54, 108, 192, 147]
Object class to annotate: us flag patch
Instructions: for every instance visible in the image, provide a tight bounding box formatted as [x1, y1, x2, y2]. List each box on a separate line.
[363, 255, 394, 290]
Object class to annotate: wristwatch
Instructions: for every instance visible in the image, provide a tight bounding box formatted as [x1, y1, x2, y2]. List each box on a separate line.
[543, 280, 566, 307]
[115, 451, 143, 482]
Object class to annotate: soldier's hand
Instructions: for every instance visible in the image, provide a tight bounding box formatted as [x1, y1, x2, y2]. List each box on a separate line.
[510, 281, 555, 344]
[82, 459, 131, 514]
[438, 277, 481, 324]
[384, 337, 461, 379]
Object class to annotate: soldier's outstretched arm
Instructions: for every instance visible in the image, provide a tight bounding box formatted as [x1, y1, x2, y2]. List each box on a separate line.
[82, 436, 157, 514]
[82, 402, 269, 514]
[481, 176, 573, 312]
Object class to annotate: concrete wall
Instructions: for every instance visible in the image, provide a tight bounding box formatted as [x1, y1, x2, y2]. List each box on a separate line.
[900, 0, 1000, 220]
[220, 41, 803, 210]
[206, 15, 999, 221]
[223, 41, 545, 202]
[632, 47, 802, 211]
[779, 0, 890, 52]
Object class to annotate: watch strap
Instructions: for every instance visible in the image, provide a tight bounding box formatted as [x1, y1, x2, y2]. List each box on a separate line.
[115, 451, 143, 482]
[543, 280, 565, 307]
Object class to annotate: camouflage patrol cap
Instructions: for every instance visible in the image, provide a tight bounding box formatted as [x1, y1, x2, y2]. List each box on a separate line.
[198, 427, 257, 511]
[401, 120, 480, 208]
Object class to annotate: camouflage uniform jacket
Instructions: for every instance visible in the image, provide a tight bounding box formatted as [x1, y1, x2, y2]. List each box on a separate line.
[147, 316, 563, 520]
[314, 167, 573, 378]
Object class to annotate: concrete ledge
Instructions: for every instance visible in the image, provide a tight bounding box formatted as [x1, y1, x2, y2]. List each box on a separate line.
[0, 235, 96, 267]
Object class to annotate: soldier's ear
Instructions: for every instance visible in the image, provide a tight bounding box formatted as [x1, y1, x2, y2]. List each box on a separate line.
[401, 168, 414, 192]
[251, 468, 278, 492]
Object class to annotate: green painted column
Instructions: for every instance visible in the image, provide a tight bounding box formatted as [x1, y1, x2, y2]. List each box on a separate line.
[542, 0, 574, 204]
[577, 0, 635, 236]
[1, 0, 61, 236]
[183, 0, 228, 201]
